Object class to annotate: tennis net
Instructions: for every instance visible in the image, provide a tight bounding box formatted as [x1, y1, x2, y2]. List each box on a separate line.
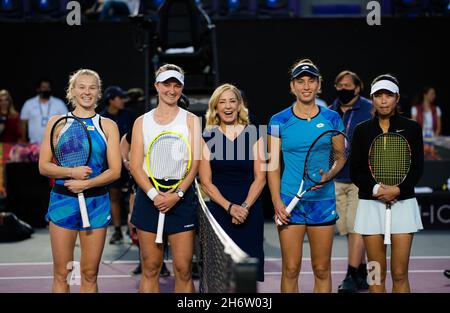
[194, 179, 256, 293]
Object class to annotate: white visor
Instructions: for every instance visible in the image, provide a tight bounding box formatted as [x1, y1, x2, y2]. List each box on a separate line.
[155, 70, 184, 85]
[370, 80, 399, 96]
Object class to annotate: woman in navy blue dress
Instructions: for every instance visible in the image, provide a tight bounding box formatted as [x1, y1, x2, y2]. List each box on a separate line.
[199, 83, 266, 281]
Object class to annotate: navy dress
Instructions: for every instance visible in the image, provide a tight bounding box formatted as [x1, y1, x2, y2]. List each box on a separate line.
[203, 125, 265, 281]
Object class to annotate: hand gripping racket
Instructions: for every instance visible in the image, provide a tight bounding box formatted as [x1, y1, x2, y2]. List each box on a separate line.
[368, 132, 411, 245]
[146, 131, 192, 243]
[50, 115, 92, 228]
[277, 130, 350, 225]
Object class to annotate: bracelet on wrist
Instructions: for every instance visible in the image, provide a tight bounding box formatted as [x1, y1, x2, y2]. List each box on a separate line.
[227, 203, 234, 215]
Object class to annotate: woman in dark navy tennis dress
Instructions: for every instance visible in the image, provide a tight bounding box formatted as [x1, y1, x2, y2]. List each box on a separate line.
[199, 83, 266, 281]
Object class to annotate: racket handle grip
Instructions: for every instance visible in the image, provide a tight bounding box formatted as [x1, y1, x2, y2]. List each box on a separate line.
[276, 197, 300, 226]
[78, 193, 90, 228]
[155, 212, 165, 243]
[384, 207, 392, 245]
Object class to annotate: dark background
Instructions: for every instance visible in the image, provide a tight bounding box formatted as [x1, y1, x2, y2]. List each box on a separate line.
[0, 17, 449, 134]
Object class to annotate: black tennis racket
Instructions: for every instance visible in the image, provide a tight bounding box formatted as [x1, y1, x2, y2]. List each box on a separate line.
[277, 130, 350, 225]
[50, 115, 92, 228]
[368, 132, 411, 245]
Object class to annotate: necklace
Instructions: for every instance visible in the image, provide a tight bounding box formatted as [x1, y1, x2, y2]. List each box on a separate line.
[295, 105, 314, 122]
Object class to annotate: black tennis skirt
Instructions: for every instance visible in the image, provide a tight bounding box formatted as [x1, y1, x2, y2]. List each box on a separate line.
[130, 184, 199, 235]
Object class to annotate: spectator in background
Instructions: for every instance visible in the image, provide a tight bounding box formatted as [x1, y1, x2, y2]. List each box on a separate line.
[411, 86, 442, 160]
[126, 88, 146, 117]
[0, 90, 21, 143]
[316, 97, 328, 108]
[86, 0, 140, 21]
[101, 85, 135, 244]
[20, 79, 68, 144]
[329, 70, 373, 293]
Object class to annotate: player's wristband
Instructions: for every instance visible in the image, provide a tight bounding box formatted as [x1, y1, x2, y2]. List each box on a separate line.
[227, 203, 234, 215]
[147, 188, 158, 201]
[373, 184, 381, 195]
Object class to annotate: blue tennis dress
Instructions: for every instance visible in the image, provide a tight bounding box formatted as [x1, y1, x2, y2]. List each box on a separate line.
[268, 105, 345, 225]
[46, 114, 111, 230]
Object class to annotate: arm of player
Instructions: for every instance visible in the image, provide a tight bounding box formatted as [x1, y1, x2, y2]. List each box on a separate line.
[129, 116, 159, 199]
[39, 115, 92, 180]
[267, 134, 289, 225]
[397, 122, 424, 198]
[120, 133, 131, 171]
[64, 118, 121, 193]
[349, 124, 377, 196]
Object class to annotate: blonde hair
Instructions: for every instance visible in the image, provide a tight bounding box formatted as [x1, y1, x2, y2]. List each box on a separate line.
[205, 84, 249, 128]
[66, 69, 102, 108]
[155, 63, 185, 78]
[0, 89, 17, 116]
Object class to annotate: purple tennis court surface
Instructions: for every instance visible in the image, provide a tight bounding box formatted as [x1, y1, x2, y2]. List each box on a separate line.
[1, 257, 449, 293]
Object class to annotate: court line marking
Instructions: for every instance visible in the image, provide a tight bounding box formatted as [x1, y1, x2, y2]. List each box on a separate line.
[1, 256, 449, 266]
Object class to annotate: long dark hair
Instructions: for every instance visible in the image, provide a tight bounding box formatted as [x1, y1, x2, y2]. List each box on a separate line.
[411, 86, 435, 108]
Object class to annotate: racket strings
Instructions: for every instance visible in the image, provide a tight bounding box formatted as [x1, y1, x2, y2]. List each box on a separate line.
[306, 132, 349, 184]
[52, 119, 90, 167]
[149, 134, 189, 181]
[369, 134, 410, 186]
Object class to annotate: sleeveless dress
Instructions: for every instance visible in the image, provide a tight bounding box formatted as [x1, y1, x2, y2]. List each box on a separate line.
[131, 108, 198, 234]
[46, 113, 110, 230]
[203, 125, 265, 281]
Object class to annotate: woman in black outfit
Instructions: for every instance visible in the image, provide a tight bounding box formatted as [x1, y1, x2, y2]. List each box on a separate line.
[350, 74, 424, 293]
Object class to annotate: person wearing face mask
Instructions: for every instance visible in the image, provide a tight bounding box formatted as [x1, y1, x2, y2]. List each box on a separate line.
[329, 70, 372, 293]
[20, 78, 68, 144]
[199, 83, 266, 282]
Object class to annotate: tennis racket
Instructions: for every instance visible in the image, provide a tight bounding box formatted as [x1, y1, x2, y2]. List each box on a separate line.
[146, 131, 192, 243]
[277, 130, 350, 225]
[368, 133, 411, 245]
[50, 115, 92, 228]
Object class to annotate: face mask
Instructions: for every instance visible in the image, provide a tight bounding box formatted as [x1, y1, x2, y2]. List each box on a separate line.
[40, 90, 52, 99]
[337, 89, 356, 105]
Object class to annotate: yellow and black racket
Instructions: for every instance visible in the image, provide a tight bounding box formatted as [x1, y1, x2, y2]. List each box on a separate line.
[146, 131, 192, 243]
[368, 133, 411, 245]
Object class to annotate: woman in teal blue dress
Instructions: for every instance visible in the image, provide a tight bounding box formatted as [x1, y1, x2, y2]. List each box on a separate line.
[199, 83, 266, 281]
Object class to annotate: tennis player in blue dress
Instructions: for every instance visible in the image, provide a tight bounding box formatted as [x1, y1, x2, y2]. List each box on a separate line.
[267, 59, 345, 292]
[39, 69, 121, 292]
